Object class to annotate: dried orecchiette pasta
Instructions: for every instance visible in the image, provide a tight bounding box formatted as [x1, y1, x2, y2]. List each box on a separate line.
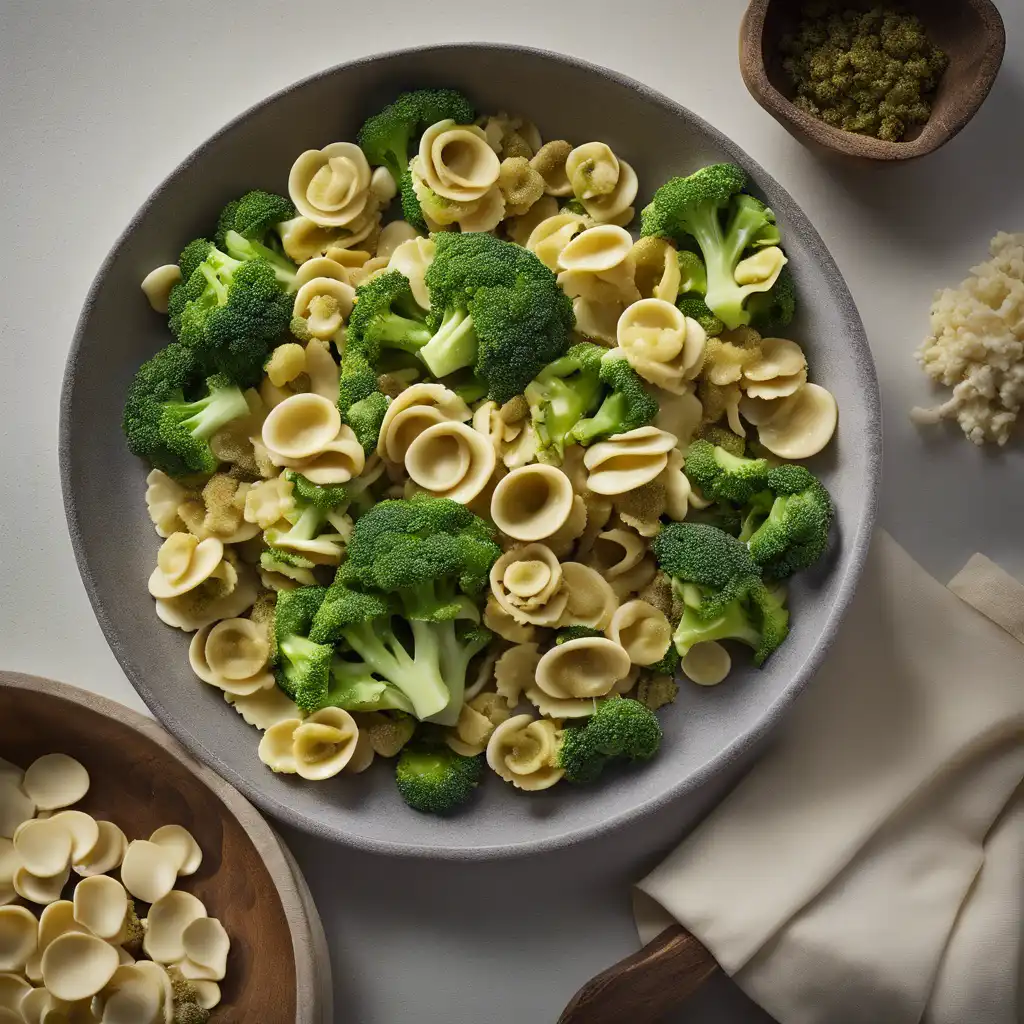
[545, 494, 588, 559]
[682, 641, 732, 686]
[486, 715, 563, 791]
[291, 708, 360, 780]
[652, 385, 703, 449]
[525, 211, 588, 272]
[490, 464, 575, 542]
[557, 225, 639, 305]
[377, 382, 470, 463]
[224, 687, 301, 732]
[294, 257, 349, 291]
[404, 421, 496, 505]
[524, 685, 604, 720]
[144, 470, 191, 538]
[535, 637, 632, 700]
[484, 596, 537, 645]
[631, 237, 682, 304]
[584, 426, 678, 496]
[565, 143, 638, 224]
[556, 562, 618, 631]
[387, 236, 435, 309]
[292, 276, 356, 341]
[287, 426, 366, 486]
[494, 642, 541, 709]
[529, 140, 574, 197]
[607, 600, 672, 666]
[754, 383, 838, 460]
[278, 216, 368, 264]
[734, 246, 787, 291]
[660, 449, 692, 522]
[617, 300, 707, 395]
[608, 555, 659, 602]
[288, 142, 374, 228]
[490, 544, 567, 627]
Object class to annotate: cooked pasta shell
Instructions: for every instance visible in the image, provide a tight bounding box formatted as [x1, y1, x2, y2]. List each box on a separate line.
[377, 383, 470, 463]
[756, 383, 838, 460]
[419, 120, 500, 202]
[535, 637, 631, 700]
[404, 422, 496, 505]
[607, 600, 672, 666]
[618, 300, 706, 395]
[490, 464, 575, 542]
[292, 708, 359, 781]
[579, 160, 637, 224]
[682, 641, 732, 686]
[289, 142, 373, 227]
[387, 236, 435, 309]
[261, 393, 342, 462]
[583, 427, 677, 496]
[293, 276, 355, 340]
[557, 563, 618, 631]
[486, 715, 564, 791]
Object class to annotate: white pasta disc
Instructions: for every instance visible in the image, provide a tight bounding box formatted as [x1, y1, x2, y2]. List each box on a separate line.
[148, 826, 202, 877]
[14, 818, 73, 879]
[0, 971, 31, 1011]
[95, 963, 165, 1024]
[22, 952, 41, 984]
[174, 956, 219, 982]
[682, 641, 732, 687]
[131, 961, 174, 1022]
[73, 821, 127, 878]
[0, 762, 21, 786]
[18, 987, 54, 1024]
[0, 778, 36, 840]
[190, 979, 221, 1010]
[142, 891, 206, 964]
[223, 688, 301, 732]
[22, 755, 90, 812]
[0, 888, 13, 911]
[38, 901, 87, 952]
[119, 842, 178, 906]
[0, 1007, 22, 1024]
[73, 875, 128, 941]
[0, 906, 37, 972]
[13, 864, 69, 907]
[41, 932, 118, 1003]
[47, 812, 99, 864]
[0, 841, 17, 887]
[181, 918, 229, 981]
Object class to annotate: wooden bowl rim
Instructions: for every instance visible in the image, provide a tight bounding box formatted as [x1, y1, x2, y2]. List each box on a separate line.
[739, 0, 1006, 161]
[0, 670, 332, 1024]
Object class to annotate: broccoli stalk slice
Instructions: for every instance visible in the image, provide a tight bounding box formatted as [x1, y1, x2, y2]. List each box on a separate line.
[418, 307, 479, 379]
[325, 659, 416, 714]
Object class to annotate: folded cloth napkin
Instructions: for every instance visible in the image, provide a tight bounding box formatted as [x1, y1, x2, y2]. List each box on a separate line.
[634, 531, 1024, 1024]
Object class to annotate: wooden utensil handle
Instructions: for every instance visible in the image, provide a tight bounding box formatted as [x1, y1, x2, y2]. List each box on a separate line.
[558, 924, 720, 1024]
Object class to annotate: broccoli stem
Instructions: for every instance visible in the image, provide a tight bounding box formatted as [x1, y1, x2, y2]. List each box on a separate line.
[174, 387, 250, 440]
[419, 308, 479, 379]
[373, 313, 434, 353]
[223, 229, 296, 289]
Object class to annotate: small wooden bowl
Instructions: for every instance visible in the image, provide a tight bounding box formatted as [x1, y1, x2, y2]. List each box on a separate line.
[740, 0, 1006, 161]
[0, 672, 332, 1024]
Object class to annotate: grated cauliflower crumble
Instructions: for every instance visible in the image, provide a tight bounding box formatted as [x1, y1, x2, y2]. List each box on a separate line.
[911, 232, 1024, 446]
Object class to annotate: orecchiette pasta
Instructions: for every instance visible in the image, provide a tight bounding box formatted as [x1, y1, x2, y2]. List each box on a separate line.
[259, 708, 359, 780]
[484, 596, 538, 644]
[243, 475, 295, 530]
[387, 236, 435, 309]
[556, 562, 618, 631]
[140, 264, 181, 313]
[278, 216, 374, 264]
[504, 195, 558, 247]
[486, 715, 563, 791]
[652, 385, 704, 449]
[526, 212, 589, 272]
[144, 470, 191, 538]
[681, 641, 732, 686]
[188, 620, 274, 697]
[288, 142, 374, 228]
[304, 338, 341, 402]
[224, 687, 302, 732]
[607, 600, 672, 666]
[418, 120, 501, 202]
[490, 545, 567, 627]
[660, 449, 692, 522]
[741, 337, 809, 400]
[265, 343, 307, 387]
[377, 383, 470, 464]
[529, 140, 574, 196]
[148, 535, 226, 600]
[572, 295, 624, 346]
[292, 276, 355, 341]
[376, 220, 421, 260]
[404, 421, 496, 505]
[262, 393, 341, 462]
[631, 237, 682, 304]
[583, 426, 678, 496]
[608, 555, 658, 603]
[155, 562, 259, 633]
[566, 143, 638, 224]
[524, 685, 605, 719]
[545, 494, 588, 559]
[752, 383, 838, 460]
[446, 692, 512, 757]
[617, 300, 707, 394]
[493, 642, 541, 709]
[535, 637, 632, 699]
[490, 464, 575, 542]
[557, 225, 640, 306]
[588, 528, 648, 580]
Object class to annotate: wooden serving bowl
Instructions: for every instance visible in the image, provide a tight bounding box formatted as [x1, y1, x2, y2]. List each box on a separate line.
[740, 0, 1006, 161]
[0, 672, 332, 1024]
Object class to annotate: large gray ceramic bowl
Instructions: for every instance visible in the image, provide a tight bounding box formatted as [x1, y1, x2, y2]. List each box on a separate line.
[61, 44, 880, 858]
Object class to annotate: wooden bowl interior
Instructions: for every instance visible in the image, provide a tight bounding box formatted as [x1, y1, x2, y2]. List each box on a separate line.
[0, 685, 298, 1024]
[751, 0, 1004, 157]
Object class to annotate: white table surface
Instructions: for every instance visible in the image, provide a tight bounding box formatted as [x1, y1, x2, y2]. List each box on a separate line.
[3, 1, 1023, 1020]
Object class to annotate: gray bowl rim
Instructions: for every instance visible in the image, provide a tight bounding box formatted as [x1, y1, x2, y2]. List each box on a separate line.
[60, 41, 881, 859]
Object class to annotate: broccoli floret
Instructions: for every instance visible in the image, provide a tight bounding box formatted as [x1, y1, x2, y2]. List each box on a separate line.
[172, 240, 291, 386]
[695, 425, 746, 457]
[524, 343, 604, 461]
[325, 657, 415, 714]
[348, 270, 432, 361]
[683, 439, 771, 504]
[166, 966, 209, 1024]
[674, 579, 789, 667]
[316, 498, 500, 724]
[418, 232, 575, 404]
[273, 586, 333, 712]
[357, 88, 476, 183]
[677, 251, 709, 295]
[652, 521, 765, 621]
[123, 346, 249, 477]
[746, 265, 797, 333]
[676, 296, 725, 337]
[223, 229, 297, 290]
[118, 899, 145, 956]
[395, 742, 483, 815]
[744, 465, 834, 580]
[399, 167, 428, 231]
[637, 672, 679, 711]
[558, 696, 663, 784]
[555, 625, 604, 645]
[569, 349, 658, 446]
[285, 470, 348, 512]
[178, 238, 216, 283]
[648, 642, 681, 677]
[216, 189, 295, 245]
[264, 470, 350, 564]
[642, 165, 789, 330]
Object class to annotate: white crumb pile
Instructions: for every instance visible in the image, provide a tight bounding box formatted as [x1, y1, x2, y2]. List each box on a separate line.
[911, 232, 1024, 446]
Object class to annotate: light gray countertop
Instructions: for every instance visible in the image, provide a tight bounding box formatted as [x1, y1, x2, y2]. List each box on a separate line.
[2, 1, 1022, 1021]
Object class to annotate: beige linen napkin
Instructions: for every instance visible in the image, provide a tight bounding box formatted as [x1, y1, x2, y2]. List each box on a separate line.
[634, 531, 1024, 1024]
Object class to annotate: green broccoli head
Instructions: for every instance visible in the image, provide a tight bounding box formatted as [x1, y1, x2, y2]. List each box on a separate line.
[524, 342, 605, 461]
[274, 586, 333, 712]
[569, 350, 659, 446]
[216, 189, 295, 245]
[555, 625, 604, 645]
[684, 440, 771, 505]
[419, 232, 575, 404]
[676, 296, 725, 337]
[395, 742, 483, 815]
[652, 521, 765, 621]
[123, 346, 249, 477]
[286, 471, 348, 512]
[347, 270, 432, 363]
[641, 165, 790, 330]
[325, 657, 415, 715]
[357, 88, 476, 182]
[558, 696, 663, 784]
[746, 265, 797, 333]
[399, 166, 428, 231]
[695, 425, 746, 457]
[745, 465, 834, 580]
[677, 250, 709, 295]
